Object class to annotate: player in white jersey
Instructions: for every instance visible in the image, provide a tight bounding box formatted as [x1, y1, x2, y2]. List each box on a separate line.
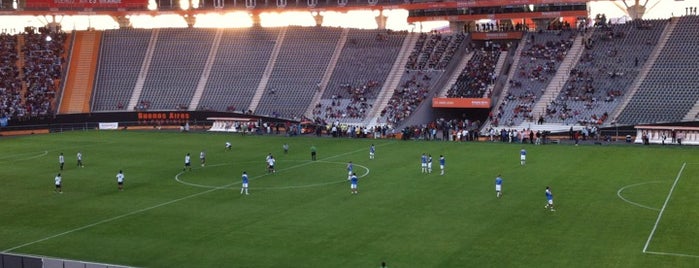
[200, 150, 206, 167]
[225, 142, 232, 151]
[267, 156, 276, 174]
[427, 154, 433, 174]
[54, 173, 62, 193]
[183, 153, 192, 171]
[77, 151, 84, 167]
[59, 153, 65, 171]
[116, 170, 125, 191]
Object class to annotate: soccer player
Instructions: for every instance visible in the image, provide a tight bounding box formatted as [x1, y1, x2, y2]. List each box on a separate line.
[183, 153, 192, 171]
[265, 153, 273, 171]
[59, 152, 65, 171]
[369, 144, 375, 160]
[421, 153, 427, 173]
[116, 170, 125, 191]
[427, 154, 433, 174]
[241, 171, 249, 195]
[520, 148, 527, 166]
[545, 186, 555, 211]
[283, 143, 289, 154]
[267, 155, 276, 174]
[200, 150, 206, 167]
[495, 175, 503, 198]
[54, 173, 62, 193]
[347, 161, 353, 180]
[311, 145, 317, 161]
[349, 172, 358, 194]
[77, 151, 84, 167]
[439, 155, 445, 175]
[225, 141, 232, 151]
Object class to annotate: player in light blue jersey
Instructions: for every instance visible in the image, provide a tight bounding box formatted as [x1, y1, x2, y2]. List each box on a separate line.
[427, 154, 433, 174]
[241, 171, 249, 195]
[545, 186, 555, 211]
[421, 153, 427, 173]
[439, 155, 445, 175]
[369, 144, 375, 160]
[495, 175, 503, 198]
[520, 148, 527, 166]
[347, 161, 353, 180]
[349, 172, 358, 194]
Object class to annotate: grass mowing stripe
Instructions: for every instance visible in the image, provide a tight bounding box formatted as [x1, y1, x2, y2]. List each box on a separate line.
[2, 141, 394, 253]
[642, 162, 686, 254]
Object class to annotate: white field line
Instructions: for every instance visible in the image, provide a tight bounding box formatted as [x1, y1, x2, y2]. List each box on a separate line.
[642, 162, 686, 253]
[616, 181, 664, 211]
[645, 250, 699, 258]
[3, 141, 392, 253]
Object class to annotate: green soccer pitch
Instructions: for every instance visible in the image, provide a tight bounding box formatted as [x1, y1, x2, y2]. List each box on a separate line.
[1, 130, 699, 267]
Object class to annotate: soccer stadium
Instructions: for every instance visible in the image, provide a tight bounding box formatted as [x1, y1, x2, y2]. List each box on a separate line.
[1, 0, 699, 267]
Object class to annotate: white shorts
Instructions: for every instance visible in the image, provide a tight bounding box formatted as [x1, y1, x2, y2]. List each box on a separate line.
[242, 183, 248, 188]
[440, 164, 444, 170]
[495, 185, 502, 192]
[348, 171, 353, 176]
[520, 155, 526, 161]
[428, 163, 432, 169]
[350, 183, 357, 189]
[370, 152, 375, 157]
[421, 163, 427, 168]
[548, 199, 553, 205]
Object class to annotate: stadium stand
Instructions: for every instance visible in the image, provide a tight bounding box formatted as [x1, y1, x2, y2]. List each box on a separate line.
[489, 31, 576, 128]
[196, 27, 281, 112]
[0, 33, 23, 120]
[138, 28, 216, 111]
[616, 16, 699, 125]
[544, 19, 667, 125]
[446, 48, 501, 98]
[254, 26, 343, 119]
[312, 29, 407, 124]
[22, 28, 66, 118]
[92, 28, 153, 111]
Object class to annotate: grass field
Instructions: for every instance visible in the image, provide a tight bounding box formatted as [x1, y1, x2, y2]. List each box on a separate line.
[1, 130, 699, 267]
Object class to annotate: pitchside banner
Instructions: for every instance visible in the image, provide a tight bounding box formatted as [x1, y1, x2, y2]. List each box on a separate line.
[432, 98, 491, 108]
[98, 122, 119, 130]
[25, 0, 148, 9]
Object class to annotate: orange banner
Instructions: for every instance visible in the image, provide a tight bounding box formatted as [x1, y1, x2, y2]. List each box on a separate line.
[432, 98, 491, 108]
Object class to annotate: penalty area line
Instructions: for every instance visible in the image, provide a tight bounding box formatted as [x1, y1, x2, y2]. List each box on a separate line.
[642, 162, 686, 254]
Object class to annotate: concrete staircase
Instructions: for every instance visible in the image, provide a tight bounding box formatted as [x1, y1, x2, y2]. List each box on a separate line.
[59, 31, 101, 114]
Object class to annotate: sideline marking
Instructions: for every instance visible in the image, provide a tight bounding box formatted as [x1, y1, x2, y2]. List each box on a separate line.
[644, 250, 699, 259]
[616, 181, 664, 211]
[174, 160, 370, 190]
[3, 142, 391, 253]
[642, 162, 686, 254]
